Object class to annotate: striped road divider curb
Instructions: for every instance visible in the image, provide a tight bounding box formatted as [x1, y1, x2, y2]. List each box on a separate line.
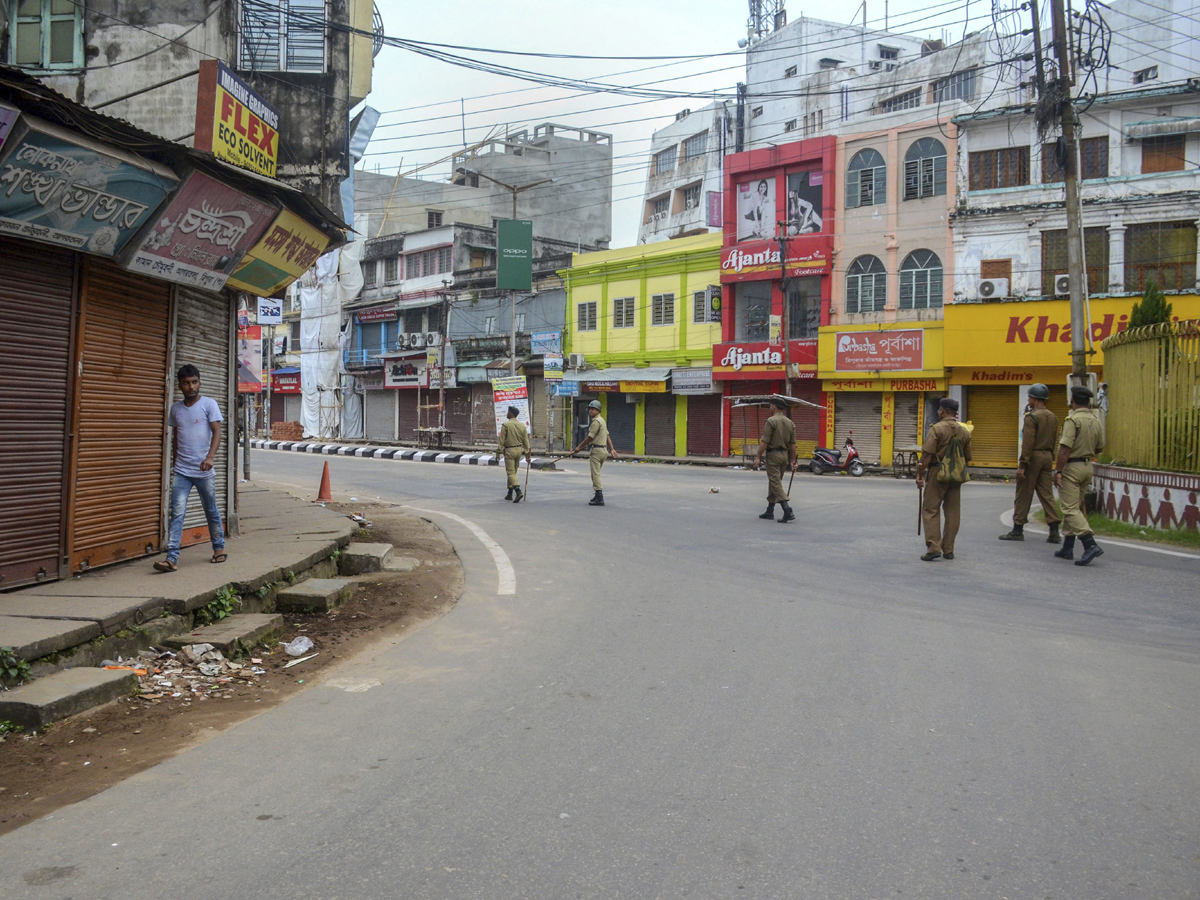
[250, 440, 557, 470]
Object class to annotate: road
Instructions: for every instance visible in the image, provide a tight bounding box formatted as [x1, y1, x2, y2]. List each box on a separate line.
[3, 452, 1199, 899]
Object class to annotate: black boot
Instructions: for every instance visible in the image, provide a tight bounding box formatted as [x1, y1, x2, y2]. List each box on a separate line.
[512, 486, 523, 503]
[758, 504, 775, 520]
[505, 486, 514, 501]
[778, 501, 796, 523]
[1076, 534, 1104, 566]
[999, 524, 1024, 541]
[1054, 535, 1076, 560]
[1047, 523, 1062, 544]
[588, 491, 605, 506]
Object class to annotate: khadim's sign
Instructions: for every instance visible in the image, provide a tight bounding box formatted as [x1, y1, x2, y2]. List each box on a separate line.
[944, 295, 1200, 368]
[194, 61, 280, 178]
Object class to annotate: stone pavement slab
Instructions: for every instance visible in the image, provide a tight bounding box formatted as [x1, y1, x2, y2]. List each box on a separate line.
[0, 596, 164, 635]
[275, 578, 355, 613]
[0, 616, 101, 661]
[340, 542, 394, 575]
[163, 613, 285, 656]
[0, 667, 137, 730]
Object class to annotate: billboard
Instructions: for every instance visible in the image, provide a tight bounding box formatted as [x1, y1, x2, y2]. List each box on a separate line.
[834, 329, 924, 372]
[736, 177, 775, 241]
[491, 375, 531, 433]
[784, 170, 823, 235]
[194, 61, 280, 178]
[237, 325, 262, 393]
[497, 218, 533, 290]
[384, 352, 426, 388]
[544, 353, 564, 382]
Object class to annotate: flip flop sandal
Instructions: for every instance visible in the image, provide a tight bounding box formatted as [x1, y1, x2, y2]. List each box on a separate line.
[153, 560, 178, 573]
[211, 552, 228, 564]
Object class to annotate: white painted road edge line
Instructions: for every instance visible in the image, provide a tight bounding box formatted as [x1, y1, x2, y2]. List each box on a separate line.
[1000, 510, 1200, 560]
[405, 507, 517, 595]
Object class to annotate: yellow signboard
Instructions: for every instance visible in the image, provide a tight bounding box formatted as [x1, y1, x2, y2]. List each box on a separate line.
[226, 209, 330, 296]
[943, 295, 1200, 368]
[620, 380, 667, 393]
[194, 61, 280, 178]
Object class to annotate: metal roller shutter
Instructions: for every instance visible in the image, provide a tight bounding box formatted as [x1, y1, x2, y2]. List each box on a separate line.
[528, 375, 547, 443]
[71, 260, 170, 572]
[444, 388, 472, 440]
[967, 385, 1020, 468]
[833, 392, 883, 465]
[0, 241, 75, 588]
[365, 389, 395, 441]
[606, 397, 636, 453]
[397, 390, 419, 442]
[472, 383, 496, 443]
[894, 392, 921, 448]
[1045, 385, 1069, 444]
[170, 288, 232, 545]
[686, 395, 722, 456]
[792, 381, 822, 458]
[284, 393, 302, 423]
[730, 402, 769, 459]
[644, 393, 676, 457]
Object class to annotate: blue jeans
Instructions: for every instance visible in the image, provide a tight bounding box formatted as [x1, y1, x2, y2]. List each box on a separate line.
[166, 473, 225, 563]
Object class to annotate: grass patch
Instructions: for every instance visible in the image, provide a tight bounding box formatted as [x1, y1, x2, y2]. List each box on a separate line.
[1034, 508, 1200, 549]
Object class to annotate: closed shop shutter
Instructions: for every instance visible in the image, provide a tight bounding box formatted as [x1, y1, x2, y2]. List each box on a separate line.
[170, 287, 232, 545]
[1045, 385, 1069, 444]
[270, 398, 287, 424]
[893, 391, 921, 448]
[71, 260, 170, 572]
[528, 375, 547, 444]
[644, 393, 676, 457]
[967, 385, 1020, 468]
[0, 241, 75, 588]
[397, 390, 419, 442]
[687, 394, 722, 456]
[444, 388, 472, 439]
[833, 392, 882, 465]
[730, 402, 770, 458]
[606, 397, 636, 453]
[284, 393, 302, 422]
[792, 381, 822, 458]
[365, 389, 395, 441]
[472, 383, 497, 443]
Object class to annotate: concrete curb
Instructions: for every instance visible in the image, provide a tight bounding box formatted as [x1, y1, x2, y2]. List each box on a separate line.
[250, 440, 557, 470]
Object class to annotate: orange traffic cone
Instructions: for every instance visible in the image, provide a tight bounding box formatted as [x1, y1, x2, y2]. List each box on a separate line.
[316, 461, 332, 501]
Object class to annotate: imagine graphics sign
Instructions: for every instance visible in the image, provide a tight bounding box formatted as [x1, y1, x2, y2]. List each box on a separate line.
[194, 61, 280, 178]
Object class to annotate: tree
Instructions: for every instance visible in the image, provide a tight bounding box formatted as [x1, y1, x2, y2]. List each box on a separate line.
[1128, 280, 1174, 329]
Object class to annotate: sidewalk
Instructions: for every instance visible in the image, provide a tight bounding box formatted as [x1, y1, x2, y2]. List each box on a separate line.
[0, 484, 355, 671]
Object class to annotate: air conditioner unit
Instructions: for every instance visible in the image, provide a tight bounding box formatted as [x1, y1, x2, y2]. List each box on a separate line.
[406, 332, 423, 349]
[978, 278, 1009, 299]
[424, 332, 440, 348]
[567, 352, 586, 368]
[1054, 274, 1071, 297]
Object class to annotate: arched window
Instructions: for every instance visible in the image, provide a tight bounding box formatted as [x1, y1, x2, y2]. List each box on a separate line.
[845, 255, 886, 314]
[903, 137, 947, 200]
[846, 148, 886, 209]
[899, 250, 943, 309]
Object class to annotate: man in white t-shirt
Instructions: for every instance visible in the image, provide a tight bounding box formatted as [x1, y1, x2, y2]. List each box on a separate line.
[154, 365, 226, 572]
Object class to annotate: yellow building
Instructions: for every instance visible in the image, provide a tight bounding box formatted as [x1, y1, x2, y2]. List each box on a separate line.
[562, 234, 724, 456]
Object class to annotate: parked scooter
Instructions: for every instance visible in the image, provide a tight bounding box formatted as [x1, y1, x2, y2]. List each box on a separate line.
[810, 435, 866, 477]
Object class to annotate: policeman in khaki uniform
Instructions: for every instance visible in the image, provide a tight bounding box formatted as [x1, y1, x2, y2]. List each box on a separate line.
[1054, 386, 1106, 565]
[572, 399, 618, 506]
[915, 397, 973, 561]
[497, 405, 531, 503]
[999, 383, 1062, 543]
[754, 397, 798, 523]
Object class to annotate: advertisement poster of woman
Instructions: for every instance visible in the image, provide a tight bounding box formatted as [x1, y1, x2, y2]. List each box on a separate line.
[785, 171, 824, 235]
[737, 178, 775, 241]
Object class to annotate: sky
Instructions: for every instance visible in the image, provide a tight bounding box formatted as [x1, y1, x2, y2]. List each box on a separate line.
[362, 0, 994, 248]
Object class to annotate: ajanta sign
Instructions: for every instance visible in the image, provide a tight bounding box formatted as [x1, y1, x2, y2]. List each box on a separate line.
[194, 61, 280, 178]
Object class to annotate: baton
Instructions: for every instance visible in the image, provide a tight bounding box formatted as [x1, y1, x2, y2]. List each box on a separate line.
[787, 464, 796, 497]
[917, 481, 923, 535]
[523, 453, 531, 501]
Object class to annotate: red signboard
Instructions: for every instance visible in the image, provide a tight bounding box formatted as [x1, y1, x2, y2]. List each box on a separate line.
[712, 340, 818, 379]
[720, 237, 831, 282]
[356, 306, 398, 322]
[272, 370, 300, 393]
[834, 329, 924, 371]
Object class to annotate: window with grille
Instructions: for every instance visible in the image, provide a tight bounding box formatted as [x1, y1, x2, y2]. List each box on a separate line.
[514, 313, 525, 333]
[787, 276, 821, 339]
[899, 250, 943, 309]
[1042, 137, 1108, 182]
[846, 255, 887, 313]
[427, 306, 442, 332]
[1142, 134, 1186, 174]
[931, 69, 976, 103]
[694, 290, 716, 324]
[969, 147, 1030, 190]
[652, 195, 669, 220]
[682, 131, 708, 161]
[577, 301, 597, 332]
[846, 148, 887, 208]
[1124, 222, 1197, 292]
[903, 137, 947, 200]
[437, 246, 453, 273]
[785, 119, 798, 132]
[785, 64, 798, 77]
[383, 257, 398, 282]
[651, 293, 674, 326]
[1134, 65, 1158, 84]
[240, 0, 326, 72]
[427, 210, 443, 228]
[683, 183, 702, 210]
[405, 252, 421, 278]
[980, 258, 1012, 282]
[879, 46, 899, 60]
[613, 296, 636, 329]
[880, 89, 921, 113]
[1041, 228, 1108, 296]
[484, 315, 496, 335]
[363, 260, 377, 287]
[10, 0, 80, 68]
[654, 145, 677, 175]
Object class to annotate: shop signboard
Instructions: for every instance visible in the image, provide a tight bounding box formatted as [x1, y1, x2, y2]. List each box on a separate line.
[824, 377, 947, 392]
[671, 367, 714, 395]
[552, 382, 580, 397]
[226, 208, 329, 295]
[707, 285, 722, 323]
[127, 170, 275, 291]
[706, 191, 722, 228]
[497, 219, 533, 291]
[531, 331, 561, 356]
[834, 329, 924, 372]
[427, 346, 458, 389]
[491, 375, 532, 432]
[620, 380, 667, 393]
[356, 305, 398, 322]
[544, 353, 564, 382]
[237, 324, 262, 393]
[0, 117, 175, 256]
[272, 369, 301, 393]
[0, 105, 19, 151]
[581, 379, 620, 392]
[713, 339, 819, 379]
[384, 352, 426, 388]
[194, 60, 280, 178]
[257, 296, 282, 324]
[720, 237, 832, 282]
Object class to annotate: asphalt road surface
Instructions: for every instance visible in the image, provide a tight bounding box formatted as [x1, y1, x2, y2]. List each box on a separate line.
[3, 453, 1198, 899]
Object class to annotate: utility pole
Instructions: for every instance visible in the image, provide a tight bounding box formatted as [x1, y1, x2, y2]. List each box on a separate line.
[776, 227, 792, 399]
[439, 280, 451, 432]
[1050, 0, 1089, 377]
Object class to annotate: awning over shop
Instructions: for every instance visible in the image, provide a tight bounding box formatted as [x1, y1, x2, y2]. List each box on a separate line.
[397, 296, 442, 310]
[1126, 118, 1200, 140]
[456, 359, 493, 384]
